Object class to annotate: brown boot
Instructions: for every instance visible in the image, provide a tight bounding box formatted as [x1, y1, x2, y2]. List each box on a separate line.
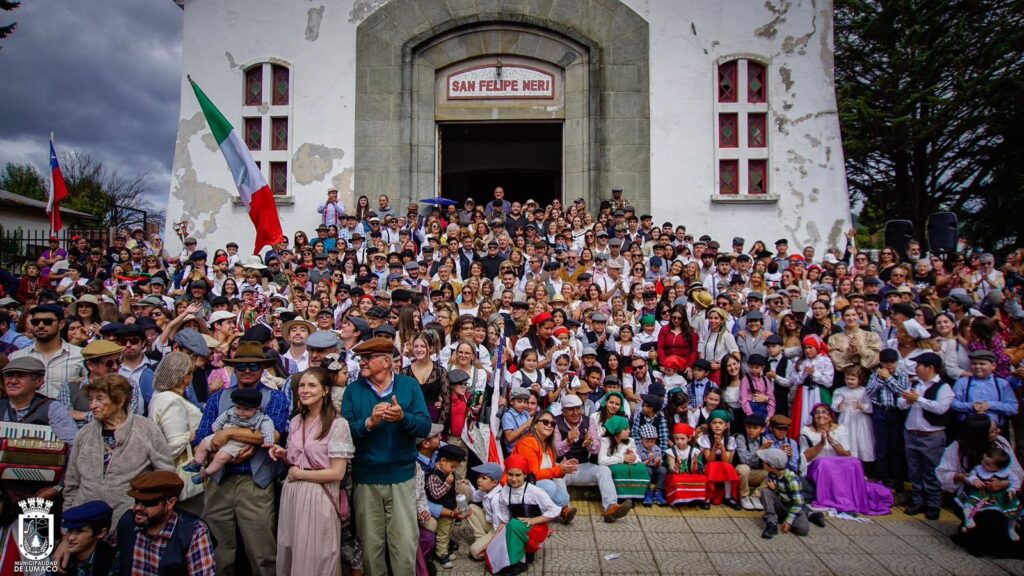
[603, 499, 633, 523]
[560, 506, 577, 525]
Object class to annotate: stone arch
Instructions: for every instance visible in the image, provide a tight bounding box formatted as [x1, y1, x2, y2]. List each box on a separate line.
[354, 0, 650, 212]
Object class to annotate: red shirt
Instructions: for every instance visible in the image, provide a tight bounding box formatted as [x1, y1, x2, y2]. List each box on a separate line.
[657, 328, 698, 367]
[449, 392, 468, 437]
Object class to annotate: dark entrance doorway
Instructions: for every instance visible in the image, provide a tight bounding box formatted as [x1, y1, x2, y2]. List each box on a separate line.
[438, 122, 562, 208]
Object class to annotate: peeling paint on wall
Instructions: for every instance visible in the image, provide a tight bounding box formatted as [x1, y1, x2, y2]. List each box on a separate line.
[225, 51, 240, 69]
[754, 0, 792, 40]
[349, 0, 389, 24]
[170, 112, 233, 238]
[331, 167, 355, 209]
[201, 133, 219, 153]
[292, 143, 346, 185]
[306, 6, 325, 42]
[781, 0, 816, 55]
[827, 219, 845, 248]
[779, 66, 794, 92]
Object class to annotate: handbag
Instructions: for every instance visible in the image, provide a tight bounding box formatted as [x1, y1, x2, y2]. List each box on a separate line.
[174, 441, 205, 501]
[320, 483, 350, 522]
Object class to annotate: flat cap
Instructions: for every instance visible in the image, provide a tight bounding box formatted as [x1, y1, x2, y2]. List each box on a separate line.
[307, 330, 341, 349]
[174, 328, 210, 356]
[351, 337, 397, 356]
[82, 340, 125, 360]
[62, 500, 113, 530]
[560, 395, 583, 409]
[438, 444, 468, 461]
[757, 448, 789, 469]
[448, 369, 470, 385]
[230, 387, 262, 408]
[968, 349, 998, 363]
[2, 356, 46, 374]
[510, 387, 532, 400]
[472, 462, 503, 481]
[127, 470, 185, 501]
[911, 352, 944, 369]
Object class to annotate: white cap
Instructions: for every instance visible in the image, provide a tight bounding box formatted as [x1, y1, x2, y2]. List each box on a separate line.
[208, 311, 236, 325]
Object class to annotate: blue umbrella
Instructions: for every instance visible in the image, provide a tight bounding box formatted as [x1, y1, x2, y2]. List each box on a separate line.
[420, 197, 458, 207]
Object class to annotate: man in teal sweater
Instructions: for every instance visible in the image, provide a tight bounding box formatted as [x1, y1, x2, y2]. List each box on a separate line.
[342, 337, 432, 575]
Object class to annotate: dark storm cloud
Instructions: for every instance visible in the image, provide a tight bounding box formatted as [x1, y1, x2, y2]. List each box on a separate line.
[0, 0, 183, 209]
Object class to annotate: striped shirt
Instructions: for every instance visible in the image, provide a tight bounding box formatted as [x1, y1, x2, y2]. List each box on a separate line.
[865, 371, 911, 409]
[10, 341, 83, 409]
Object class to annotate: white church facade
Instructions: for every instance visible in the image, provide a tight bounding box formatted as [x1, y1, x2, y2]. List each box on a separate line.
[166, 0, 851, 252]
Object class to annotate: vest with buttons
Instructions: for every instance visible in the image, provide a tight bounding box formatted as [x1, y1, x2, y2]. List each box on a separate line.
[920, 381, 951, 428]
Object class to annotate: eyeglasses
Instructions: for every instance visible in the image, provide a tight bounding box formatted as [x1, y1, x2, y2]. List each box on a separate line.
[536, 419, 555, 427]
[356, 353, 389, 363]
[118, 337, 142, 346]
[671, 316, 683, 320]
[30, 318, 57, 326]
[235, 362, 264, 372]
[97, 357, 123, 370]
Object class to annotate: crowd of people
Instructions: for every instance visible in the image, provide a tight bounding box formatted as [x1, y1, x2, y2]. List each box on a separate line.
[0, 185, 1022, 575]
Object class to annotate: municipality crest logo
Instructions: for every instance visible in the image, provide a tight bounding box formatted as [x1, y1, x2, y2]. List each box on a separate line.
[17, 497, 54, 561]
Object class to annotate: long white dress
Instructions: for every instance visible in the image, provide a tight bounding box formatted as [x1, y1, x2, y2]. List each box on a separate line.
[830, 386, 874, 462]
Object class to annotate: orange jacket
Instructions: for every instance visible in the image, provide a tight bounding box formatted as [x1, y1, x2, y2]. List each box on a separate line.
[512, 434, 563, 481]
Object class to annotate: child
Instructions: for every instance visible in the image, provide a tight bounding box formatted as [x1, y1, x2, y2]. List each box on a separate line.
[61, 500, 116, 576]
[446, 369, 472, 479]
[632, 393, 669, 454]
[734, 414, 770, 511]
[501, 387, 533, 456]
[510, 349, 550, 400]
[865, 348, 910, 491]
[464, 462, 504, 559]
[659, 355, 688, 390]
[665, 423, 708, 507]
[690, 387, 723, 429]
[486, 454, 561, 574]
[740, 353, 776, 421]
[599, 415, 651, 500]
[687, 359, 716, 410]
[637, 424, 668, 506]
[426, 444, 470, 568]
[185, 388, 275, 483]
[955, 445, 1022, 540]
[545, 354, 580, 416]
[831, 366, 874, 463]
[757, 448, 826, 539]
[697, 409, 741, 508]
[765, 334, 791, 417]
[786, 335, 835, 439]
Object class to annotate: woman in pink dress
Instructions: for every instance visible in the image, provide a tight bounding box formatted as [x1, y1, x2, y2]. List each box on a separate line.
[270, 367, 356, 576]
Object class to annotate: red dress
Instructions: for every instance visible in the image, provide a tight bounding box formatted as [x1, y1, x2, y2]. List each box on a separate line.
[665, 446, 708, 504]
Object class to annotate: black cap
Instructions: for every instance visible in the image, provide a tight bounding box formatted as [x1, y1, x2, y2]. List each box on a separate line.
[29, 303, 64, 320]
[911, 352, 944, 369]
[438, 444, 468, 461]
[879, 348, 900, 363]
[230, 388, 262, 409]
[747, 353, 768, 366]
[745, 414, 767, 427]
[692, 358, 713, 372]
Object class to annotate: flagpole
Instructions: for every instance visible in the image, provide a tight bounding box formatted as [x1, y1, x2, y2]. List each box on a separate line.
[48, 132, 55, 234]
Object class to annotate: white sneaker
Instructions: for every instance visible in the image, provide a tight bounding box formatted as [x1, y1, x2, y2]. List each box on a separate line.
[752, 497, 764, 511]
[741, 497, 756, 511]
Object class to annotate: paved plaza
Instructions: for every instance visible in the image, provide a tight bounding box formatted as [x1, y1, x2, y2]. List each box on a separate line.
[446, 501, 1024, 575]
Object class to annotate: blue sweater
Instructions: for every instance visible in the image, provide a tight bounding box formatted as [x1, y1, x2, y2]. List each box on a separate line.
[342, 373, 432, 484]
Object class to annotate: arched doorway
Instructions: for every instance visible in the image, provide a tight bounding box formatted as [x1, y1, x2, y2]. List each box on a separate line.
[354, 0, 650, 212]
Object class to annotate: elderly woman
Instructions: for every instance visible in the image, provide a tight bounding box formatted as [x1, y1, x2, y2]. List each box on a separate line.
[938, 414, 1024, 556]
[63, 373, 175, 529]
[800, 403, 892, 516]
[148, 351, 205, 514]
[512, 412, 578, 524]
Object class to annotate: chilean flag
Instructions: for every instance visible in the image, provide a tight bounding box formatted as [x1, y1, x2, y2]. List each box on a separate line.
[189, 76, 284, 255]
[47, 138, 69, 233]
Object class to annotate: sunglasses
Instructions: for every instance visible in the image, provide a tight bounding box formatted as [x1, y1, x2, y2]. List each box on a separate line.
[30, 318, 58, 326]
[134, 497, 169, 508]
[356, 353, 389, 363]
[117, 336, 142, 346]
[234, 362, 264, 372]
[536, 419, 555, 427]
[98, 358, 123, 370]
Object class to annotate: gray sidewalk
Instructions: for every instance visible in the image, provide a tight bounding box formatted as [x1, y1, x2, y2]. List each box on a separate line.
[445, 505, 1024, 575]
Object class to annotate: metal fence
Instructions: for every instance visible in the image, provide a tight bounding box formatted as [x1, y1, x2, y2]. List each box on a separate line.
[0, 227, 110, 272]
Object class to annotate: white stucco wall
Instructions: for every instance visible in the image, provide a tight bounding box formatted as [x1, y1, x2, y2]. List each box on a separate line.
[165, 0, 850, 256]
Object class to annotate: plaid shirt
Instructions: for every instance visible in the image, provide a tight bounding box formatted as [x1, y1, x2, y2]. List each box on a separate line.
[865, 371, 911, 409]
[768, 468, 805, 525]
[631, 412, 669, 454]
[10, 341, 83, 409]
[131, 512, 216, 576]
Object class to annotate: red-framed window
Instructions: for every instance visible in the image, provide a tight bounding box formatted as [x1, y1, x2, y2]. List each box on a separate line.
[270, 162, 288, 196]
[718, 61, 737, 103]
[244, 117, 262, 150]
[748, 113, 767, 148]
[719, 160, 739, 195]
[716, 58, 770, 196]
[244, 67, 262, 106]
[748, 62, 766, 104]
[243, 62, 292, 197]
[719, 113, 738, 148]
[748, 159, 768, 194]
[271, 117, 288, 151]
[272, 65, 289, 106]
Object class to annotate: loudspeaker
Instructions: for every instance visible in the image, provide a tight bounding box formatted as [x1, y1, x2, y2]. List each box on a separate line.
[884, 220, 915, 260]
[927, 212, 958, 254]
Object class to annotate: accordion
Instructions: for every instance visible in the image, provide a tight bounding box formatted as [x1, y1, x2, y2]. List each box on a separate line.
[0, 422, 68, 484]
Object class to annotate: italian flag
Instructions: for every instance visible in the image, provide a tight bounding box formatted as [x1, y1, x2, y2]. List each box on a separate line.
[485, 519, 549, 574]
[189, 76, 284, 255]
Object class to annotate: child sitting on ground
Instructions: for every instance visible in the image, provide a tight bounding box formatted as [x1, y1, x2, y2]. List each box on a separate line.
[757, 448, 826, 539]
[185, 388, 275, 483]
[485, 454, 561, 575]
[462, 462, 504, 560]
[636, 424, 668, 506]
[697, 409, 741, 508]
[955, 445, 1022, 540]
[665, 423, 708, 507]
[599, 415, 651, 501]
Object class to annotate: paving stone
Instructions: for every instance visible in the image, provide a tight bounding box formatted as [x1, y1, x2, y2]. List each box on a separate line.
[831, 519, 895, 535]
[594, 529, 651, 551]
[824, 553, 899, 576]
[743, 531, 809, 554]
[598, 549, 658, 574]
[867, 554, 953, 576]
[545, 526, 597, 550]
[730, 517, 765, 533]
[894, 534, 961, 553]
[639, 515, 692, 532]
[643, 531, 700, 552]
[651, 550, 717, 576]
[759, 552, 831, 576]
[696, 532, 757, 553]
[687, 517, 741, 533]
[798, 532, 858, 552]
[542, 547, 602, 572]
[705, 552, 767, 575]
[591, 512, 643, 532]
[879, 519, 945, 537]
[852, 534, 920, 555]
[991, 558, 1024, 575]
[924, 550, 1010, 575]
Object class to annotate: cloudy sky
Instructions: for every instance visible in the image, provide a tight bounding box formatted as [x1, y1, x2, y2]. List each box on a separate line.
[0, 0, 183, 209]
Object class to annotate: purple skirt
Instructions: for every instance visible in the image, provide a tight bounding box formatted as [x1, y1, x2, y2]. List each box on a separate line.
[807, 456, 893, 516]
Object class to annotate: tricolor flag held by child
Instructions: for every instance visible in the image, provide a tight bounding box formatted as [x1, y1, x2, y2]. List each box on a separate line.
[188, 76, 284, 254]
[47, 137, 69, 233]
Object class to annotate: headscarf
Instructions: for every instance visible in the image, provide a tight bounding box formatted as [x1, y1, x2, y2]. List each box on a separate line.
[599, 391, 626, 410]
[504, 454, 531, 475]
[152, 351, 193, 392]
[603, 415, 630, 436]
[709, 408, 732, 423]
[672, 423, 695, 436]
[801, 334, 829, 356]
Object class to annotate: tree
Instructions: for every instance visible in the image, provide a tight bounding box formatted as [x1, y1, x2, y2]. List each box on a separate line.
[0, 162, 46, 201]
[0, 1, 19, 50]
[835, 0, 1024, 249]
